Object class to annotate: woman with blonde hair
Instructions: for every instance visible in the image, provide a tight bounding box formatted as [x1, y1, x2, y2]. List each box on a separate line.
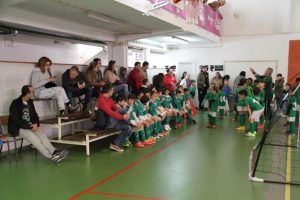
[31, 57, 77, 115]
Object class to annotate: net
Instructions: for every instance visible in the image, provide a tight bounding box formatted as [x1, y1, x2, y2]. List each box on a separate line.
[249, 74, 300, 185]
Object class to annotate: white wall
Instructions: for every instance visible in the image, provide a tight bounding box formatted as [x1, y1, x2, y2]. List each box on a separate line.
[165, 33, 300, 82]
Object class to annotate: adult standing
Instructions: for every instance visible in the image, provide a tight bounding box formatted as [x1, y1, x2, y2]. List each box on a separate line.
[210, 72, 223, 88]
[97, 84, 131, 152]
[164, 67, 177, 93]
[104, 60, 129, 97]
[62, 66, 91, 111]
[197, 65, 209, 110]
[31, 57, 77, 115]
[128, 62, 143, 95]
[233, 71, 246, 94]
[140, 61, 149, 80]
[180, 73, 190, 89]
[8, 85, 68, 162]
[250, 67, 274, 117]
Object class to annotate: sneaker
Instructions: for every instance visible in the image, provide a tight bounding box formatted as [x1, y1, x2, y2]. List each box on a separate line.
[167, 125, 172, 131]
[68, 104, 79, 113]
[142, 140, 153, 145]
[135, 142, 145, 148]
[123, 140, 132, 148]
[235, 126, 246, 131]
[109, 143, 124, 152]
[257, 124, 264, 129]
[52, 149, 68, 163]
[245, 131, 257, 137]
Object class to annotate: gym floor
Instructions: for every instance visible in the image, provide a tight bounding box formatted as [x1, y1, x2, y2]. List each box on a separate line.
[0, 113, 299, 200]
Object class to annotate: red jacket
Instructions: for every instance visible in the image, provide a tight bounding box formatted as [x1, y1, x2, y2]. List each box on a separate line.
[128, 68, 142, 90]
[164, 74, 177, 92]
[97, 94, 123, 120]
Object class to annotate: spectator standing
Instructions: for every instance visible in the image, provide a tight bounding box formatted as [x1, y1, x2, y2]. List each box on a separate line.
[141, 61, 149, 80]
[197, 65, 209, 110]
[210, 72, 223, 88]
[180, 73, 190, 89]
[164, 67, 177, 93]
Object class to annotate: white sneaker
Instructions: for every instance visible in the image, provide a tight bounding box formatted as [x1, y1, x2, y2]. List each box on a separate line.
[167, 125, 172, 131]
[245, 131, 257, 137]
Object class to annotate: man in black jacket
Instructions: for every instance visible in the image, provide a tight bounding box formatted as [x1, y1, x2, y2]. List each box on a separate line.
[8, 85, 68, 163]
[62, 65, 91, 110]
[197, 65, 209, 110]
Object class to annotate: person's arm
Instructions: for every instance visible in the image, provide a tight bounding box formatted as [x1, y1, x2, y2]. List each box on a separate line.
[31, 70, 49, 89]
[29, 100, 40, 127]
[134, 70, 142, 89]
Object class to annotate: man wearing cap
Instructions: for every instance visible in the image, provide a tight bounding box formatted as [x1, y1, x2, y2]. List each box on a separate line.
[197, 65, 209, 110]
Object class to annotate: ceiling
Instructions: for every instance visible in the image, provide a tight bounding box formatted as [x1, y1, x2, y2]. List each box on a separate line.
[0, 0, 214, 47]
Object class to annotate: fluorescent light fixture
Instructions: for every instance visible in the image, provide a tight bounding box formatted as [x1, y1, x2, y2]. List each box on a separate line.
[171, 36, 189, 44]
[87, 11, 125, 26]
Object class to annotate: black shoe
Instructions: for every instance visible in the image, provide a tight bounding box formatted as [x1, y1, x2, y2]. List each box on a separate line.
[68, 104, 79, 113]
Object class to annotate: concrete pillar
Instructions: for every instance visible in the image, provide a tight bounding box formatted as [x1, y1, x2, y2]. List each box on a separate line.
[107, 41, 128, 67]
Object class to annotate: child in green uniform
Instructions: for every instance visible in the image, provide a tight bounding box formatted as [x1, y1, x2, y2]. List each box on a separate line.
[235, 79, 249, 131]
[218, 85, 226, 119]
[134, 91, 154, 145]
[286, 90, 297, 135]
[239, 90, 264, 137]
[172, 90, 185, 128]
[126, 94, 146, 148]
[141, 95, 157, 143]
[189, 80, 197, 106]
[206, 86, 218, 128]
[149, 91, 165, 138]
[183, 88, 196, 124]
[162, 87, 177, 130]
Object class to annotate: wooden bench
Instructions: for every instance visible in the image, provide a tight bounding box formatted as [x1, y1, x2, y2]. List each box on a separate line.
[40, 111, 143, 155]
[0, 116, 24, 160]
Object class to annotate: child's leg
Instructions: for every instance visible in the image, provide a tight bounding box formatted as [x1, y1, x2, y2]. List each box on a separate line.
[289, 122, 296, 134]
[212, 116, 216, 126]
[239, 112, 246, 127]
[219, 109, 224, 118]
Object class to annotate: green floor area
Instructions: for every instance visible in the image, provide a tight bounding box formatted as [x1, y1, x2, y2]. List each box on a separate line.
[0, 113, 299, 200]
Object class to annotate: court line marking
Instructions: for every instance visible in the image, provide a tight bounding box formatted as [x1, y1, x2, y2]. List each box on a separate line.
[284, 135, 291, 200]
[70, 126, 197, 200]
[87, 191, 171, 200]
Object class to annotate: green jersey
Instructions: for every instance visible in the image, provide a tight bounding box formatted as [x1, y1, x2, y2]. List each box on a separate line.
[295, 88, 300, 104]
[244, 96, 263, 111]
[161, 95, 173, 109]
[255, 75, 273, 96]
[149, 99, 159, 116]
[189, 86, 196, 98]
[208, 93, 218, 112]
[286, 96, 296, 117]
[173, 96, 183, 110]
[125, 105, 138, 121]
[134, 100, 144, 117]
[218, 90, 226, 107]
[259, 90, 266, 106]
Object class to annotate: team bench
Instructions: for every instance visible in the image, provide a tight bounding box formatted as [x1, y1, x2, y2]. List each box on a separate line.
[40, 111, 143, 155]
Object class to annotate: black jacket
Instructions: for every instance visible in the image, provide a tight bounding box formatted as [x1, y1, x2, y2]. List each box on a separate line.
[8, 96, 40, 136]
[62, 69, 86, 93]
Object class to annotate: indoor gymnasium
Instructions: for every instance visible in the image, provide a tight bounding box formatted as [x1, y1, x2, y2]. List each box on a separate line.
[0, 0, 299, 199]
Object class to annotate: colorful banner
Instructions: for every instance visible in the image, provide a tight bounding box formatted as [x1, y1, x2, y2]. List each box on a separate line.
[148, 0, 222, 36]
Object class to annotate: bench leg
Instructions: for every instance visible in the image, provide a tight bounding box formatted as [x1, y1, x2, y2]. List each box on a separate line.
[86, 134, 90, 156]
[71, 123, 75, 135]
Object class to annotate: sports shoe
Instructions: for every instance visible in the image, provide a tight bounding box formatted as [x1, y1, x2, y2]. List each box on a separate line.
[142, 140, 153, 145]
[68, 104, 79, 113]
[257, 124, 264, 129]
[135, 142, 145, 148]
[109, 143, 124, 152]
[167, 125, 172, 131]
[235, 126, 246, 131]
[52, 149, 68, 163]
[123, 140, 132, 148]
[245, 131, 257, 137]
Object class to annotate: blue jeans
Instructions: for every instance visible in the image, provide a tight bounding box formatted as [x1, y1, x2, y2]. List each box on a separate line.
[66, 87, 92, 108]
[108, 109, 132, 147]
[113, 84, 129, 97]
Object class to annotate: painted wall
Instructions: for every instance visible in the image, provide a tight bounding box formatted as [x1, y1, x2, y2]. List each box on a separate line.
[165, 33, 300, 83]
